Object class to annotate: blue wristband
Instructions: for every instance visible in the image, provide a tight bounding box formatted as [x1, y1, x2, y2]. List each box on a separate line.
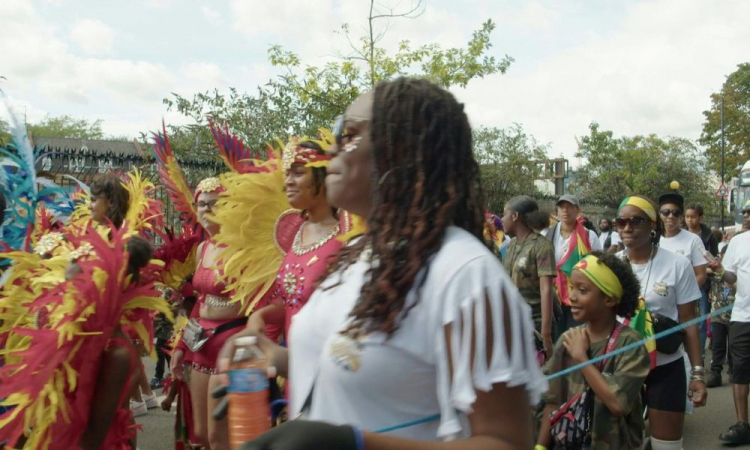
[351, 425, 365, 450]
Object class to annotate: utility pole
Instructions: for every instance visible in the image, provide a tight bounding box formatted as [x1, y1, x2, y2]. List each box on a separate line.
[721, 97, 725, 232]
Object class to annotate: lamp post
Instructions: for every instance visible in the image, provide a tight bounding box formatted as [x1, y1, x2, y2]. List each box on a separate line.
[721, 97, 725, 232]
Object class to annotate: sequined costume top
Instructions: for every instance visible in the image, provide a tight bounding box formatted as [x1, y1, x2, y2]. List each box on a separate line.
[193, 241, 227, 300]
[263, 222, 344, 342]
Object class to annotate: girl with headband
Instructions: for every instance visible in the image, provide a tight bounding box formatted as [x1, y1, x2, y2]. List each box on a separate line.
[538, 252, 649, 449]
[616, 195, 705, 450]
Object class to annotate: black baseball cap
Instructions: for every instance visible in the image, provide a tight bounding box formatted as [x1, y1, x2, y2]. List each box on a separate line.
[658, 192, 684, 210]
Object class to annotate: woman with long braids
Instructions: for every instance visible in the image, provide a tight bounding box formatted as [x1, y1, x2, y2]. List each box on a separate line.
[502, 195, 556, 360]
[616, 195, 706, 450]
[223, 77, 545, 449]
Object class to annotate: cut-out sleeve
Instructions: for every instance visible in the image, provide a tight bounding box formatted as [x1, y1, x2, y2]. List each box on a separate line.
[434, 256, 548, 438]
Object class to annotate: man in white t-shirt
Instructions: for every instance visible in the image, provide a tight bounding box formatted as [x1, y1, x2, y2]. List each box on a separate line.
[716, 202, 750, 445]
[544, 194, 602, 336]
[598, 217, 622, 253]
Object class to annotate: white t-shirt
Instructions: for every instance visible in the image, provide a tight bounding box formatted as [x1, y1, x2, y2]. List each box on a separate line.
[723, 232, 750, 322]
[288, 227, 547, 440]
[619, 247, 702, 366]
[553, 225, 602, 263]
[600, 230, 621, 249]
[659, 229, 708, 268]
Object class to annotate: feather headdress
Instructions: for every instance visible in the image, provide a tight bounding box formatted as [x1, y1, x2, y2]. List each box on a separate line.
[0, 224, 172, 449]
[151, 123, 200, 234]
[211, 138, 292, 314]
[1, 102, 75, 252]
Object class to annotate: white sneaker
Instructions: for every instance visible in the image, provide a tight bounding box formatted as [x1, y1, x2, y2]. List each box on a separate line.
[143, 392, 159, 409]
[130, 400, 147, 417]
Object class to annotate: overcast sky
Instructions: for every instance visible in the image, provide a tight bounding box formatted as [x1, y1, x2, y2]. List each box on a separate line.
[1, 0, 747, 161]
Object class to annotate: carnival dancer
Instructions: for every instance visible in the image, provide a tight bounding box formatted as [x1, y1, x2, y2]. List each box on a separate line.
[483, 212, 508, 258]
[538, 252, 650, 449]
[168, 176, 248, 449]
[247, 134, 349, 343]
[157, 119, 298, 449]
[616, 195, 706, 450]
[88, 172, 164, 417]
[221, 77, 546, 449]
[0, 225, 172, 450]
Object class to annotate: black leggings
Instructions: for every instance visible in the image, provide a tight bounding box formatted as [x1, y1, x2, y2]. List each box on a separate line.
[711, 321, 732, 374]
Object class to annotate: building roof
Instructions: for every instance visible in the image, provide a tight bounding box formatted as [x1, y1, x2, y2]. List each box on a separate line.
[32, 137, 144, 157]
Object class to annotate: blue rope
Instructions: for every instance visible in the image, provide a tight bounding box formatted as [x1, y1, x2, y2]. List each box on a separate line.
[374, 414, 442, 433]
[547, 302, 732, 381]
[373, 303, 733, 433]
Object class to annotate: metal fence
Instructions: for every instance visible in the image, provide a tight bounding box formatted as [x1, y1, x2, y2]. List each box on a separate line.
[38, 147, 223, 237]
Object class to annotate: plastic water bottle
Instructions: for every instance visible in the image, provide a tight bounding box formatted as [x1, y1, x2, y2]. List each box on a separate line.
[228, 336, 271, 448]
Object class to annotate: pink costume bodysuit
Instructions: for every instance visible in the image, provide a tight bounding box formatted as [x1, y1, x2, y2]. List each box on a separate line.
[261, 223, 344, 343]
[178, 241, 247, 374]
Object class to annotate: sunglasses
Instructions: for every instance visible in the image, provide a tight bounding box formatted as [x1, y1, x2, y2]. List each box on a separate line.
[615, 216, 651, 229]
[659, 209, 683, 218]
[197, 200, 218, 209]
[742, 209, 750, 216]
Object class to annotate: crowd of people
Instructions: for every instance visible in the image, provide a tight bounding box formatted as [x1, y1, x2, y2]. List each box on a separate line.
[1, 77, 749, 450]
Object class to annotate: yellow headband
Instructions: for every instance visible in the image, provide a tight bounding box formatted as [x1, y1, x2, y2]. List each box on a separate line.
[619, 196, 657, 222]
[574, 255, 624, 301]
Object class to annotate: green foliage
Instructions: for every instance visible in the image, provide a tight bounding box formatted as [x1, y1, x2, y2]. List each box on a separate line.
[161, 87, 295, 158]
[0, 118, 10, 146]
[27, 114, 105, 140]
[700, 62, 750, 179]
[267, 19, 511, 130]
[574, 122, 714, 211]
[163, 11, 511, 158]
[474, 124, 549, 212]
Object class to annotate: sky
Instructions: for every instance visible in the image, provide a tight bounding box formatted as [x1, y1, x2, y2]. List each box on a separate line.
[0, 0, 748, 162]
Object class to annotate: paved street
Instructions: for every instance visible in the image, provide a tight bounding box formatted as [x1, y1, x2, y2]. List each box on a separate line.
[136, 357, 746, 449]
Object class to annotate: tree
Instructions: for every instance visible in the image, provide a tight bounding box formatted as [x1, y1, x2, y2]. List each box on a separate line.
[161, 87, 292, 158]
[574, 122, 714, 210]
[26, 114, 105, 140]
[0, 118, 10, 146]
[164, 2, 512, 156]
[266, 11, 512, 133]
[474, 124, 549, 212]
[700, 63, 750, 179]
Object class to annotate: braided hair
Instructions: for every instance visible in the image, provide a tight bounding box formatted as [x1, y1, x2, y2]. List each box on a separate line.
[328, 77, 485, 337]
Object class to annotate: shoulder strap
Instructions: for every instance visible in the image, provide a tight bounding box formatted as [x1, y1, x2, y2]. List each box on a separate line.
[596, 323, 624, 370]
[545, 223, 558, 244]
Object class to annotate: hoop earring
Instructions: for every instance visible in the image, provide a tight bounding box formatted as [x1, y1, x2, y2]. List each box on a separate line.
[650, 230, 657, 239]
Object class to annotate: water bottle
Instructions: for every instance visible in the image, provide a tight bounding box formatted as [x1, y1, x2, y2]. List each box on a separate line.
[228, 336, 271, 448]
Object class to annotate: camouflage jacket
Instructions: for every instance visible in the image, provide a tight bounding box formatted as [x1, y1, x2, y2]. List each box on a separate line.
[542, 326, 650, 449]
[709, 272, 735, 325]
[503, 232, 556, 326]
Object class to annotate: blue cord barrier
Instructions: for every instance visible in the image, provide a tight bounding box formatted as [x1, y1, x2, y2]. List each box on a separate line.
[373, 302, 734, 433]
